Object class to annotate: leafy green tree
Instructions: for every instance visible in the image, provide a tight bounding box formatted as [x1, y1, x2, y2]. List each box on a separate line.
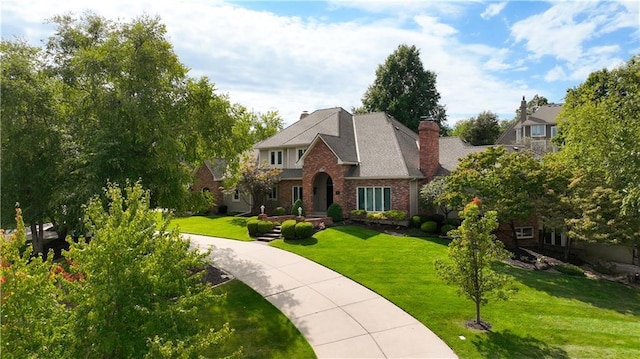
[435, 199, 514, 328]
[515, 94, 549, 119]
[557, 55, 640, 216]
[419, 176, 455, 219]
[64, 182, 235, 357]
[0, 208, 70, 358]
[446, 147, 544, 249]
[359, 44, 448, 133]
[232, 104, 284, 144]
[456, 111, 501, 145]
[451, 118, 472, 138]
[0, 40, 68, 252]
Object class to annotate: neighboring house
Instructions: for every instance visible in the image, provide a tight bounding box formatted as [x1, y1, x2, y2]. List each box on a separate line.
[196, 107, 485, 217]
[193, 159, 252, 214]
[497, 97, 562, 155]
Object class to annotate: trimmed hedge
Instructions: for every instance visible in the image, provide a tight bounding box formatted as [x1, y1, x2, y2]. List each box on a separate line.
[327, 203, 343, 222]
[257, 220, 274, 234]
[555, 263, 585, 276]
[292, 199, 305, 216]
[420, 221, 438, 233]
[440, 224, 456, 235]
[247, 219, 259, 237]
[350, 209, 367, 217]
[281, 220, 297, 240]
[273, 206, 286, 216]
[295, 222, 314, 239]
[385, 210, 406, 223]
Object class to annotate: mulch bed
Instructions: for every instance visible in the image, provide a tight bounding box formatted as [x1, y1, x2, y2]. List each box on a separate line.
[201, 264, 234, 287]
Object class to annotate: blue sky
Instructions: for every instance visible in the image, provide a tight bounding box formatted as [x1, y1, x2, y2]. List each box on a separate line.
[2, 0, 638, 127]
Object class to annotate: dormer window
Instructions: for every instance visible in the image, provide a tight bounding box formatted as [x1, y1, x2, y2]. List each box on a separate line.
[270, 150, 283, 166]
[531, 125, 546, 137]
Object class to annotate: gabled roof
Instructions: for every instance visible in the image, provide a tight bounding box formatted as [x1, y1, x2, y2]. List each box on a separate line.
[497, 103, 563, 144]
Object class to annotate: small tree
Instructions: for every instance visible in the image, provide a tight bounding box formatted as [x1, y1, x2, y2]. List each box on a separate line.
[420, 176, 455, 219]
[434, 199, 515, 329]
[232, 154, 282, 214]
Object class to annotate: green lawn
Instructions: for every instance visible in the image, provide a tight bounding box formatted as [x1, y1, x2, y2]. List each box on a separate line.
[203, 280, 315, 358]
[167, 214, 255, 241]
[270, 226, 640, 359]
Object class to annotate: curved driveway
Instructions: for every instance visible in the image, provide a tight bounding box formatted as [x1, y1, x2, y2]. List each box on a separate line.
[186, 234, 457, 359]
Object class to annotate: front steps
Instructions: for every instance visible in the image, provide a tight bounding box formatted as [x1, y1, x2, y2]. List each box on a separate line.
[256, 224, 281, 242]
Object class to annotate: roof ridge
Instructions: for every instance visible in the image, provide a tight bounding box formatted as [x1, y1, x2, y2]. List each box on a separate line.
[385, 114, 410, 177]
[284, 108, 340, 145]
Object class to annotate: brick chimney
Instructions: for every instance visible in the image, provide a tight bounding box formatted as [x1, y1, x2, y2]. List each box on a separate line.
[300, 111, 309, 120]
[419, 118, 440, 180]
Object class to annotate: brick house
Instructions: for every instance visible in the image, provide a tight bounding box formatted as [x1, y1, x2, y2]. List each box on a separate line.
[196, 107, 486, 217]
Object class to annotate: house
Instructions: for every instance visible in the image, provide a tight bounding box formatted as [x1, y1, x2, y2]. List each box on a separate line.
[497, 97, 562, 155]
[195, 107, 485, 217]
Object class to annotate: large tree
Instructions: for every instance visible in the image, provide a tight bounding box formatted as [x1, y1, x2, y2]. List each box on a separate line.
[359, 44, 447, 133]
[557, 55, 640, 217]
[453, 111, 501, 145]
[445, 147, 544, 249]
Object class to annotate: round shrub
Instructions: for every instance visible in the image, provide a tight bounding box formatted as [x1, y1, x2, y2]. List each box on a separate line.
[294, 221, 314, 239]
[411, 215, 423, 228]
[440, 224, 456, 235]
[292, 199, 305, 216]
[555, 263, 585, 276]
[281, 220, 297, 240]
[273, 206, 285, 216]
[257, 220, 274, 234]
[327, 203, 343, 222]
[420, 221, 438, 233]
[247, 219, 259, 237]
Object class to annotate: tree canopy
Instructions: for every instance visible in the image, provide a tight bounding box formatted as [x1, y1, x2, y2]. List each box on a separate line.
[1, 14, 255, 237]
[452, 111, 501, 145]
[359, 44, 448, 134]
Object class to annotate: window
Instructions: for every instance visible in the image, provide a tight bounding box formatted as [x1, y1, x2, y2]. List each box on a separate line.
[544, 229, 565, 247]
[292, 186, 303, 204]
[550, 126, 557, 138]
[515, 227, 534, 239]
[296, 148, 306, 161]
[232, 189, 240, 202]
[515, 128, 522, 142]
[269, 150, 283, 166]
[357, 187, 391, 212]
[530, 125, 546, 137]
[268, 186, 278, 200]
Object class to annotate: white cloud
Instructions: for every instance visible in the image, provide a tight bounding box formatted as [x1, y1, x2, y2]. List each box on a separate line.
[481, 2, 507, 20]
[545, 65, 567, 82]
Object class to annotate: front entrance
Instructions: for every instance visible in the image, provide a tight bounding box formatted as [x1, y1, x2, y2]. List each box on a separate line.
[312, 172, 333, 213]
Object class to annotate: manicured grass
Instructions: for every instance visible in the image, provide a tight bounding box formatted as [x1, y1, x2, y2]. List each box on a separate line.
[203, 280, 316, 358]
[270, 226, 640, 359]
[168, 214, 255, 241]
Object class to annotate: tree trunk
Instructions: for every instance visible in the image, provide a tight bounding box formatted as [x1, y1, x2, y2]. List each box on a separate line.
[475, 298, 481, 324]
[564, 236, 572, 261]
[510, 220, 519, 250]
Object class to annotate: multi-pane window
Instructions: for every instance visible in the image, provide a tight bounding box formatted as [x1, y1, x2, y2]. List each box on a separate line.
[268, 186, 278, 200]
[530, 125, 546, 137]
[515, 227, 534, 239]
[269, 150, 283, 166]
[357, 187, 391, 212]
[550, 126, 557, 138]
[232, 189, 240, 202]
[292, 186, 303, 204]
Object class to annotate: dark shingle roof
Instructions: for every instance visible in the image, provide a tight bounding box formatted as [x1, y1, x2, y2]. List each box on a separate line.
[255, 108, 343, 149]
[437, 137, 489, 176]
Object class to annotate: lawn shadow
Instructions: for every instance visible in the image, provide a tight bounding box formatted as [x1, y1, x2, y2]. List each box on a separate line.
[507, 266, 640, 316]
[228, 217, 249, 227]
[331, 225, 379, 240]
[282, 237, 318, 246]
[473, 329, 569, 359]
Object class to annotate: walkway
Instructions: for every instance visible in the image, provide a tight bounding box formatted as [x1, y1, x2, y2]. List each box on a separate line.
[186, 234, 457, 359]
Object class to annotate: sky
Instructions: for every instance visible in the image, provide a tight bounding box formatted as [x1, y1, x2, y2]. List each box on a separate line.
[2, 0, 638, 127]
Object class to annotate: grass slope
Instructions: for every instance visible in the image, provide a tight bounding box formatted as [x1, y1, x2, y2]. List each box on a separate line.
[168, 215, 254, 241]
[204, 280, 316, 359]
[270, 226, 640, 359]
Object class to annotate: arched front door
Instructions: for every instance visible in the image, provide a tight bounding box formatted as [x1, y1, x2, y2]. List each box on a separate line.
[312, 172, 333, 213]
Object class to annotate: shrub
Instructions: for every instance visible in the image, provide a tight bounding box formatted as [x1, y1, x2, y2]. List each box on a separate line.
[420, 221, 438, 233]
[411, 215, 423, 228]
[555, 263, 585, 276]
[281, 220, 297, 240]
[273, 206, 285, 216]
[440, 224, 456, 235]
[367, 212, 387, 224]
[218, 205, 228, 214]
[247, 219, 259, 237]
[292, 199, 305, 216]
[257, 220, 274, 234]
[445, 218, 461, 226]
[350, 209, 367, 218]
[385, 210, 406, 223]
[424, 213, 445, 225]
[327, 203, 343, 222]
[294, 222, 314, 239]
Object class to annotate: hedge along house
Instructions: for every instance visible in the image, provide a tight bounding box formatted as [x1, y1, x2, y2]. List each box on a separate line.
[239, 107, 486, 217]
